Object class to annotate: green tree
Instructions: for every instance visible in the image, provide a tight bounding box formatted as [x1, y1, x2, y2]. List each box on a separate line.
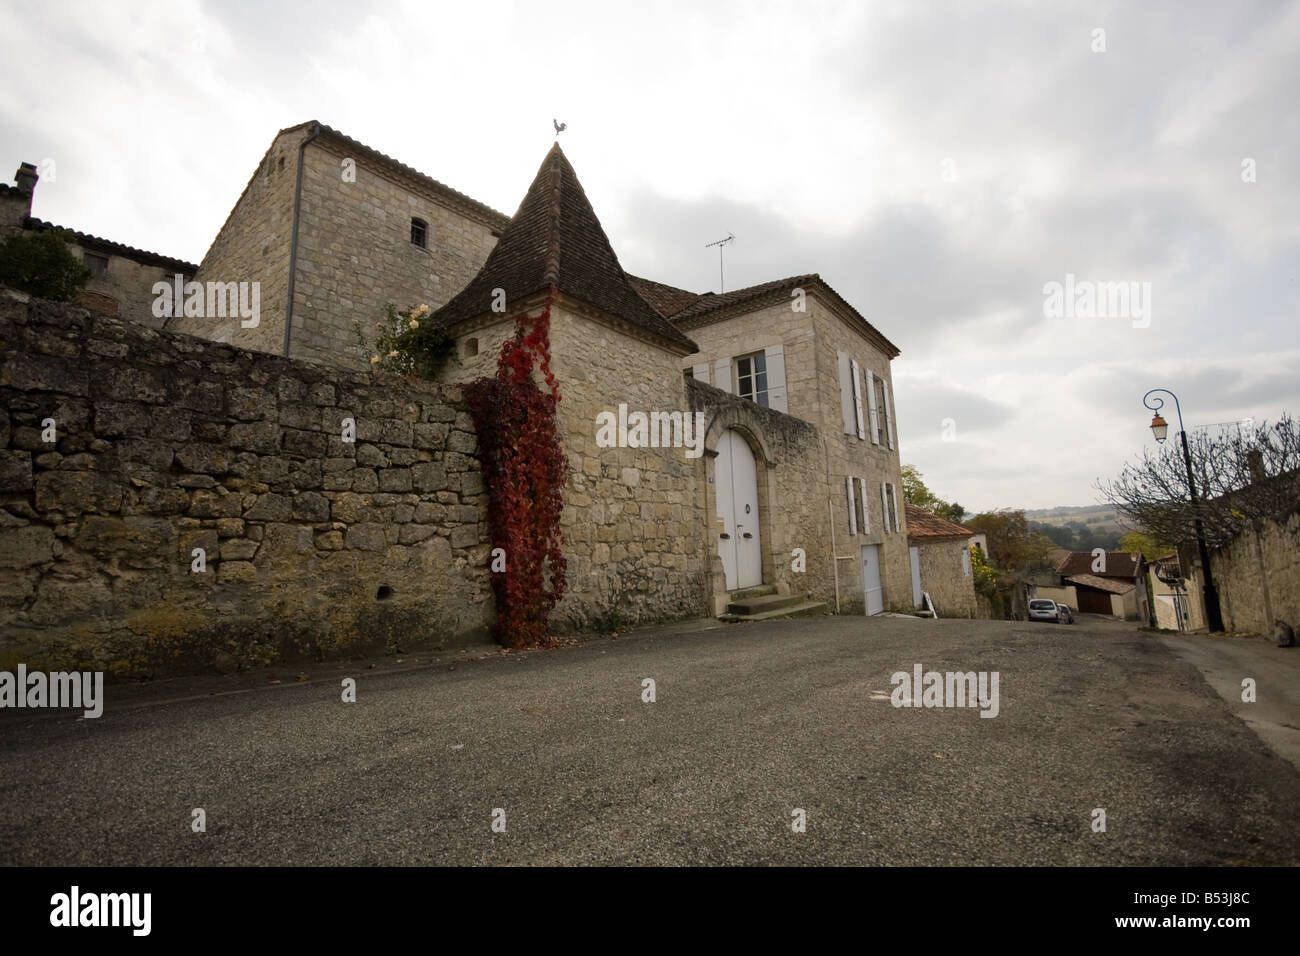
[1117, 529, 1172, 561]
[966, 509, 1055, 574]
[900, 464, 941, 510]
[0, 229, 92, 301]
[901, 464, 967, 525]
[934, 501, 968, 524]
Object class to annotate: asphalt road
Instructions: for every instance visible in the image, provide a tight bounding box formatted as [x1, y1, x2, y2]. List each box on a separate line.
[3, 614, 1298, 865]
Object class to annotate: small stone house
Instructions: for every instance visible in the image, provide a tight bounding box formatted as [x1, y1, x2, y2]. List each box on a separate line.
[903, 503, 978, 617]
[1, 163, 196, 326]
[1040, 551, 1150, 621]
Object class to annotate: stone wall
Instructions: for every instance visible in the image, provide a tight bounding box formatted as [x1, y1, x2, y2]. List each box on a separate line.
[74, 246, 194, 331]
[1211, 510, 1300, 635]
[287, 134, 504, 370]
[914, 540, 978, 617]
[544, 302, 709, 627]
[0, 288, 493, 677]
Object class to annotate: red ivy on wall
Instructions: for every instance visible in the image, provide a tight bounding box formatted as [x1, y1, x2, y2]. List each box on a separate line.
[464, 286, 568, 648]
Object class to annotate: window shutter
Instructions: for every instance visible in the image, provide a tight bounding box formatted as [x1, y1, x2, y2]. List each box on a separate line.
[846, 477, 857, 535]
[850, 359, 866, 440]
[962, 548, 972, 577]
[882, 379, 895, 450]
[881, 482, 889, 533]
[691, 363, 710, 384]
[764, 344, 787, 413]
[713, 357, 731, 394]
[838, 352, 854, 434]
[858, 477, 871, 534]
[890, 482, 900, 533]
[866, 368, 880, 446]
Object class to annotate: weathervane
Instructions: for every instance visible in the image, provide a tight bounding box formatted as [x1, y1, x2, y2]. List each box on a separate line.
[705, 232, 735, 293]
[553, 118, 567, 138]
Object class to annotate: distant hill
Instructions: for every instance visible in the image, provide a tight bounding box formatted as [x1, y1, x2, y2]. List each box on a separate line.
[1023, 504, 1130, 531]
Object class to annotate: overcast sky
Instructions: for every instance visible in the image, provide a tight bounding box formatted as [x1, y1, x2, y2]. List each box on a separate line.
[2, 0, 1296, 512]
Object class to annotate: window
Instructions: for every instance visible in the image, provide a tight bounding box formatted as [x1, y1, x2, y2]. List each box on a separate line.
[882, 482, 899, 533]
[684, 367, 694, 380]
[410, 218, 427, 248]
[461, 337, 478, 359]
[735, 352, 769, 407]
[873, 376, 888, 444]
[83, 252, 109, 280]
[846, 477, 857, 535]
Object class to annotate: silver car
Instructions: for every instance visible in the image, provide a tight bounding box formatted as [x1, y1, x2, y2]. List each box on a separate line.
[1055, 603, 1074, 625]
[1028, 599, 1060, 623]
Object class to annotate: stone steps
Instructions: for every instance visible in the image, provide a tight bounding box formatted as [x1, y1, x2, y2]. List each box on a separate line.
[719, 592, 829, 622]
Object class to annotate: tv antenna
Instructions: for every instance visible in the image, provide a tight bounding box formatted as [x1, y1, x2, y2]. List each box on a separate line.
[705, 232, 735, 292]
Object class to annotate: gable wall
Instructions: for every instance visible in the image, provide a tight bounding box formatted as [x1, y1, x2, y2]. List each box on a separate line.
[287, 137, 501, 369]
[171, 128, 302, 355]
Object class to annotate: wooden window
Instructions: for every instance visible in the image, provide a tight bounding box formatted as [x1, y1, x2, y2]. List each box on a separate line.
[83, 252, 109, 280]
[735, 352, 769, 407]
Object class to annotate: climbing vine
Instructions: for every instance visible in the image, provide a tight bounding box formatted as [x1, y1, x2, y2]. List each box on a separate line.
[464, 286, 568, 648]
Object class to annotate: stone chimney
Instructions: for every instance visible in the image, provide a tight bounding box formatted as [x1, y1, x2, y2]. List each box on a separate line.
[1247, 449, 1266, 485]
[14, 162, 38, 195]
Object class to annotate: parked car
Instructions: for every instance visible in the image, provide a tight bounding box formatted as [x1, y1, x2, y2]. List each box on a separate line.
[1027, 599, 1060, 623]
[1055, 603, 1074, 624]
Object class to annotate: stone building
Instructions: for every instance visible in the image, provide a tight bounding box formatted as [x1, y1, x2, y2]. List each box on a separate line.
[169, 122, 508, 366]
[1, 163, 196, 327]
[3, 123, 946, 643]
[904, 503, 978, 617]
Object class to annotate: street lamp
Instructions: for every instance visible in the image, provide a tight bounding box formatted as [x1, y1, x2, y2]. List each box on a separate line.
[1142, 388, 1224, 632]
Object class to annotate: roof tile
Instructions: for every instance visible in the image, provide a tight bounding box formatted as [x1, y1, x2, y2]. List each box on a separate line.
[432, 144, 697, 352]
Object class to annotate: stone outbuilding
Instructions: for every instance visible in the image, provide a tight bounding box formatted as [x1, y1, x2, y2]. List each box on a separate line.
[903, 503, 978, 617]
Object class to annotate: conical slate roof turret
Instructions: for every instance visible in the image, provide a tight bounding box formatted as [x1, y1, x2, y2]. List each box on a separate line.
[433, 143, 697, 352]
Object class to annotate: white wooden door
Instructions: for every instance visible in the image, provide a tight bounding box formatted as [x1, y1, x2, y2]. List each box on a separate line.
[862, 544, 883, 615]
[909, 546, 922, 608]
[715, 429, 762, 590]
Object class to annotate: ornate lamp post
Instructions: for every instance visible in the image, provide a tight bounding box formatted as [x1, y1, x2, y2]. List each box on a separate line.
[1142, 388, 1225, 632]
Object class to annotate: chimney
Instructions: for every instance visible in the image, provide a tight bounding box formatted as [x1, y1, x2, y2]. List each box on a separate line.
[12, 163, 37, 220]
[1247, 449, 1266, 485]
[14, 163, 37, 194]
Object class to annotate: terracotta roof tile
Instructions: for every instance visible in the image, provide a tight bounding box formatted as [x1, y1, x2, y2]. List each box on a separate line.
[1064, 573, 1135, 595]
[905, 502, 975, 539]
[23, 217, 197, 274]
[432, 144, 697, 353]
[1055, 551, 1145, 580]
[627, 274, 703, 318]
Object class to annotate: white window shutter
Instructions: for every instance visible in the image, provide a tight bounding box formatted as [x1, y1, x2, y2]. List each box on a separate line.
[691, 363, 710, 384]
[846, 477, 857, 535]
[882, 379, 895, 450]
[838, 352, 854, 434]
[858, 477, 871, 534]
[850, 359, 866, 440]
[881, 482, 889, 533]
[890, 482, 900, 533]
[713, 357, 731, 393]
[962, 548, 972, 577]
[866, 369, 881, 446]
[764, 344, 787, 413]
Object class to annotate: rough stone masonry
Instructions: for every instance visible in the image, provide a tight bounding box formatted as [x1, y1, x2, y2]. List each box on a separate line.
[0, 288, 493, 677]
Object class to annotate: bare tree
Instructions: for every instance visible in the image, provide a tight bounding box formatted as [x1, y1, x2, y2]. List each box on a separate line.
[1096, 414, 1300, 550]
